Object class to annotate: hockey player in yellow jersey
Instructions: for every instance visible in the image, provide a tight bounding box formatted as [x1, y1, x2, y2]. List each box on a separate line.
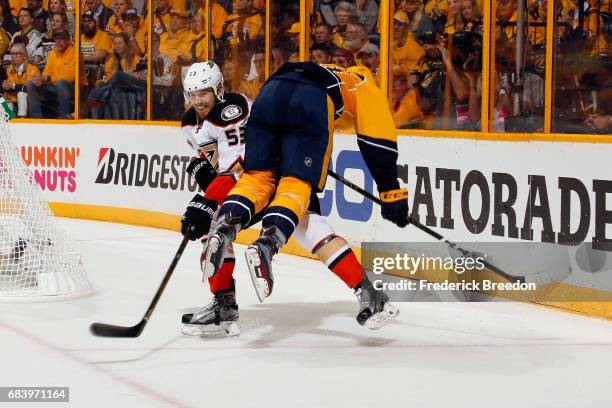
[201, 62, 408, 324]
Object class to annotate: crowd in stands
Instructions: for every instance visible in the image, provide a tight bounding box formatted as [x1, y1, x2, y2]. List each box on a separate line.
[0, 0, 607, 134]
[0, 0, 147, 119]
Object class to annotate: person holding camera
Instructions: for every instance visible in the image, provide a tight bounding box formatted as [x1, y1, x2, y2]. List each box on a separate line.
[412, 31, 471, 129]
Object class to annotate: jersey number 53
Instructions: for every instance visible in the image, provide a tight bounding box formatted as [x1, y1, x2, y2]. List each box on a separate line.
[225, 126, 246, 146]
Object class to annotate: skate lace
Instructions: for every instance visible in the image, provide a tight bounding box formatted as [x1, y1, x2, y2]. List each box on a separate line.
[200, 298, 219, 313]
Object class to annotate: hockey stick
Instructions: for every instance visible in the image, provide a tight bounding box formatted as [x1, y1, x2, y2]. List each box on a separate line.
[327, 170, 525, 284]
[90, 234, 191, 337]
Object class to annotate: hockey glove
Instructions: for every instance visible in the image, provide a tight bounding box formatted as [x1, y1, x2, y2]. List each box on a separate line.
[181, 194, 218, 240]
[186, 157, 217, 191]
[380, 188, 409, 228]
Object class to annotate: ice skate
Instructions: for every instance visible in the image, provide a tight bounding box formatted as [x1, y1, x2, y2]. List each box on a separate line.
[244, 226, 285, 302]
[354, 277, 399, 330]
[182, 288, 240, 337]
[201, 213, 240, 278]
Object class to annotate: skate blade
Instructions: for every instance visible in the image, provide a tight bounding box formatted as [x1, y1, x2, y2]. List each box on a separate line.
[182, 321, 240, 337]
[201, 235, 221, 280]
[245, 247, 270, 303]
[364, 303, 400, 330]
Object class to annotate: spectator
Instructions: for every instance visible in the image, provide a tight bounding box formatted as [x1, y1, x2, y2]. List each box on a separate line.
[356, 43, 380, 80]
[43, 12, 70, 42]
[47, 0, 75, 36]
[2, 43, 39, 117]
[41, 12, 69, 60]
[81, 10, 113, 65]
[331, 1, 356, 48]
[153, 0, 171, 36]
[238, 48, 264, 100]
[189, 9, 207, 62]
[496, 0, 542, 45]
[402, 0, 434, 42]
[191, 0, 228, 39]
[496, 0, 517, 40]
[151, 31, 179, 119]
[211, 0, 229, 39]
[12, 8, 43, 65]
[124, 8, 146, 56]
[390, 70, 423, 128]
[344, 21, 371, 57]
[458, 0, 481, 33]
[331, 46, 355, 67]
[158, 8, 193, 65]
[26, 29, 75, 118]
[355, 0, 378, 33]
[87, 32, 146, 119]
[393, 13, 424, 74]
[0, 0, 19, 35]
[444, 0, 461, 35]
[221, 0, 263, 71]
[284, 22, 300, 54]
[85, 0, 114, 31]
[271, 46, 286, 73]
[310, 43, 332, 64]
[412, 37, 472, 129]
[105, 0, 131, 33]
[220, 58, 239, 92]
[313, 23, 338, 52]
[224, 0, 263, 45]
[585, 114, 612, 131]
[425, 0, 447, 16]
[26, 0, 47, 33]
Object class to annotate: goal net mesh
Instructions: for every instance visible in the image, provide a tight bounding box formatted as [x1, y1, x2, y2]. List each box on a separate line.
[0, 105, 92, 298]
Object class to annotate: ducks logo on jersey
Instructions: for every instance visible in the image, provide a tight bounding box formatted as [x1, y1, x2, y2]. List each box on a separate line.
[221, 105, 242, 121]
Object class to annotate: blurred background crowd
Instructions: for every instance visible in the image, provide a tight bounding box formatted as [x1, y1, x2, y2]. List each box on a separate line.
[0, 0, 609, 134]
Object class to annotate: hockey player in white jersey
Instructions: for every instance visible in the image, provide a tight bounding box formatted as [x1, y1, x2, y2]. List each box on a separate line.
[179, 61, 398, 336]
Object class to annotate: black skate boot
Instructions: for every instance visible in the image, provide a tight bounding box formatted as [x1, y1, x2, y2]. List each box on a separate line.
[182, 286, 240, 337]
[201, 213, 241, 278]
[244, 226, 286, 302]
[354, 277, 399, 330]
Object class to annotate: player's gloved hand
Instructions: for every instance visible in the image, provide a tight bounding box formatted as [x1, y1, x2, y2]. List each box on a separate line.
[380, 188, 409, 228]
[186, 157, 217, 191]
[181, 194, 218, 240]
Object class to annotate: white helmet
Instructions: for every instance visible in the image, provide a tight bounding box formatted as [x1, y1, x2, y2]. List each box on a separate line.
[183, 61, 225, 104]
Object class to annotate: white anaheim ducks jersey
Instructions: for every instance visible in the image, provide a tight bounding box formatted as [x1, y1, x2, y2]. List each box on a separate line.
[181, 92, 252, 175]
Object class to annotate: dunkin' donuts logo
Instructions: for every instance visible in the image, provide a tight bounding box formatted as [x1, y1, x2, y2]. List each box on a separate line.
[21, 145, 80, 192]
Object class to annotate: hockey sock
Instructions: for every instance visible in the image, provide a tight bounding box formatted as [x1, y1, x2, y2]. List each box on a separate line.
[326, 246, 364, 289]
[262, 177, 311, 239]
[219, 170, 277, 225]
[208, 258, 236, 293]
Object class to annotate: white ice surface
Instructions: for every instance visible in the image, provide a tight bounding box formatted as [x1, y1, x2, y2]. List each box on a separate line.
[1, 218, 612, 408]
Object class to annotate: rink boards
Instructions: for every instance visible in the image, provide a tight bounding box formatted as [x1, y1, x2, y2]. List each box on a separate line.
[11, 123, 612, 319]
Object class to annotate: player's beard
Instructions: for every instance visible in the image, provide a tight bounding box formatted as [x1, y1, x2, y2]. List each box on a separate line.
[194, 102, 212, 118]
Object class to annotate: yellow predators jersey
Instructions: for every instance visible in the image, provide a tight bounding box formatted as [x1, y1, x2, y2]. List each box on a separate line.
[271, 62, 401, 193]
[320, 64, 397, 144]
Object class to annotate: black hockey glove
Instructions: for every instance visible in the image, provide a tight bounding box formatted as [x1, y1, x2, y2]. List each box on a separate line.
[186, 157, 217, 191]
[380, 188, 409, 228]
[181, 194, 218, 240]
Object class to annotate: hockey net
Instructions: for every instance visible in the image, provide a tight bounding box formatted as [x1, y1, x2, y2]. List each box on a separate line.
[0, 106, 92, 299]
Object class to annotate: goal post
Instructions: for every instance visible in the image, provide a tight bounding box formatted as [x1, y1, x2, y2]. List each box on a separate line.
[0, 99, 93, 300]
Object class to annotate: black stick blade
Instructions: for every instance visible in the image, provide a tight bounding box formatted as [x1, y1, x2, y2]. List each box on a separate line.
[89, 321, 146, 338]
